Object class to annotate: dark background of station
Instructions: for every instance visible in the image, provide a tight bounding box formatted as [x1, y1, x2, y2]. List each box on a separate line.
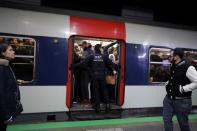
[41, 0, 197, 26]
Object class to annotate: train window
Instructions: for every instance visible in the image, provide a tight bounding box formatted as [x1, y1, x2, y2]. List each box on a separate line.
[0, 36, 35, 83]
[184, 50, 197, 65]
[149, 48, 171, 84]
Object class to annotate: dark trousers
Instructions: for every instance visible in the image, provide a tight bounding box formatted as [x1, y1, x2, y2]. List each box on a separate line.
[0, 121, 7, 131]
[80, 70, 89, 101]
[90, 81, 94, 103]
[163, 95, 192, 131]
[107, 84, 115, 102]
[92, 78, 109, 108]
[74, 69, 82, 102]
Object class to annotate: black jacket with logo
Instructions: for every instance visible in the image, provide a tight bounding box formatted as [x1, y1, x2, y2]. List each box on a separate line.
[75, 52, 116, 79]
[91, 53, 113, 79]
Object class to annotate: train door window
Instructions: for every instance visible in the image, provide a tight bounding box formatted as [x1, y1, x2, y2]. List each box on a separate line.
[149, 48, 171, 84]
[67, 36, 124, 108]
[0, 36, 35, 83]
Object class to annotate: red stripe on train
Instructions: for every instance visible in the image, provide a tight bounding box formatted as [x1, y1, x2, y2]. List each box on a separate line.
[70, 16, 125, 40]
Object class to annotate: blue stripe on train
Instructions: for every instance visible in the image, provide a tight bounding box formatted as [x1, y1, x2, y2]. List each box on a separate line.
[1, 32, 150, 86]
[35, 36, 68, 85]
[125, 43, 149, 85]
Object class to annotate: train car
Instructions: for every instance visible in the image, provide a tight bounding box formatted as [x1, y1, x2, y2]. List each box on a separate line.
[0, 7, 197, 121]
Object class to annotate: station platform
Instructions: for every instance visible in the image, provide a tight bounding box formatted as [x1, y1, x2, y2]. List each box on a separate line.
[7, 114, 197, 131]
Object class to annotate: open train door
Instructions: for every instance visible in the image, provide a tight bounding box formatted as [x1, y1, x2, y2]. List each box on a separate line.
[66, 36, 126, 109]
[66, 16, 126, 112]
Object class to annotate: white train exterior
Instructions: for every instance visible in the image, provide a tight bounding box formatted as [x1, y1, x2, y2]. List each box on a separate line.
[0, 7, 197, 116]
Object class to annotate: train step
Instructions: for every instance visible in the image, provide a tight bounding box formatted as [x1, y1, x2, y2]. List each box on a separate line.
[68, 103, 122, 120]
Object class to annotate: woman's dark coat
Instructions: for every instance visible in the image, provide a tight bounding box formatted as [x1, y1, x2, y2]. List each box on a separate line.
[0, 59, 23, 121]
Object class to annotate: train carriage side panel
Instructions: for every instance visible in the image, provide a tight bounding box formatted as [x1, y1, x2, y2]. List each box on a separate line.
[0, 7, 70, 113]
[125, 43, 149, 85]
[125, 23, 197, 48]
[0, 7, 70, 38]
[35, 36, 68, 85]
[123, 22, 197, 109]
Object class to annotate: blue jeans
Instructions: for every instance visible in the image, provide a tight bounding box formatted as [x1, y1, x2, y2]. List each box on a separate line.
[163, 95, 192, 131]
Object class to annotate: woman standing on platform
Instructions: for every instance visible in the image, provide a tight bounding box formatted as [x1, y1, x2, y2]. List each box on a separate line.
[0, 43, 23, 131]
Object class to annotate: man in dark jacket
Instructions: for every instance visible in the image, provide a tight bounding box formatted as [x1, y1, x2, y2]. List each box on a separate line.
[163, 48, 197, 131]
[0, 43, 23, 131]
[90, 44, 117, 112]
[80, 41, 94, 105]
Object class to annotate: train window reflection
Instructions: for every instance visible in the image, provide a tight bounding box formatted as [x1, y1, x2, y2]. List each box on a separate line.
[149, 48, 171, 84]
[184, 50, 197, 66]
[0, 36, 35, 82]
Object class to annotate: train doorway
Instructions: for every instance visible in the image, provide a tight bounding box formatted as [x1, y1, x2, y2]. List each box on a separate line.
[66, 36, 125, 112]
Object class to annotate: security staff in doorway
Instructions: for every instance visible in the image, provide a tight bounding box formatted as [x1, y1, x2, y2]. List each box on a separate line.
[90, 44, 116, 112]
[73, 44, 118, 112]
[163, 48, 197, 131]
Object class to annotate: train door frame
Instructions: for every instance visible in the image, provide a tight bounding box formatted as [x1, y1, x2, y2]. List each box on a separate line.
[66, 35, 126, 109]
[66, 36, 74, 108]
[116, 40, 126, 106]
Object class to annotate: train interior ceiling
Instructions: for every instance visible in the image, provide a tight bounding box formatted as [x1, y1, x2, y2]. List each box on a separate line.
[70, 36, 122, 111]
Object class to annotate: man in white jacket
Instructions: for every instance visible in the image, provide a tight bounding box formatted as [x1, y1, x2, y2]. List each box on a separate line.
[163, 48, 197, 131]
